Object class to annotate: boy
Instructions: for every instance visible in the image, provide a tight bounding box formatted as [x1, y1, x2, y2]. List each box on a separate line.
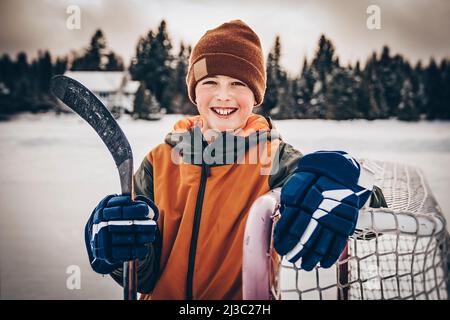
[85, 20, 385, 300]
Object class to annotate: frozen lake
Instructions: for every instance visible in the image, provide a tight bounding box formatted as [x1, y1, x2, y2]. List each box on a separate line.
[0, 113, 449, 299]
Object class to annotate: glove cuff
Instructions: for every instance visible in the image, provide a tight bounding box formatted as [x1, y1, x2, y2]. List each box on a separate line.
[357, 158, 376, 191]
[357, 159, 377, 209]
[85, 197, 121, 274]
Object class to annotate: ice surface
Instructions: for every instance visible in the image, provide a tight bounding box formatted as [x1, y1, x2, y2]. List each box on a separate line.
[0, 113, 449, 299]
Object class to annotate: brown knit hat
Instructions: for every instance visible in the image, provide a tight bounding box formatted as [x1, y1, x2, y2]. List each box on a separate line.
[186, 20, 266, 106]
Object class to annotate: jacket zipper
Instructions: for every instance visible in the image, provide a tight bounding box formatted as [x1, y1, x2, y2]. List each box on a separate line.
[186, 161, 211, 300]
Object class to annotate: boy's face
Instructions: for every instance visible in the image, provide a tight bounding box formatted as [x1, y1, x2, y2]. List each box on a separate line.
[195, 75, 255, 132]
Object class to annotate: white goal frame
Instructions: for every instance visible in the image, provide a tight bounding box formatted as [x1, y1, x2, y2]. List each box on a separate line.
[242, 160, 449, 300]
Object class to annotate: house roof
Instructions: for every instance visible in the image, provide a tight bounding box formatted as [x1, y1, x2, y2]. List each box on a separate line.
[64, 71, 125, 92]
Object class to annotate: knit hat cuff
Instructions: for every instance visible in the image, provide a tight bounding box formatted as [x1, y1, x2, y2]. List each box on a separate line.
[187, 53, 266, 106]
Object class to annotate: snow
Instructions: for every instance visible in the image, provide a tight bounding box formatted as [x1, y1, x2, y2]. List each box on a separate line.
[0, 113, 449, 299]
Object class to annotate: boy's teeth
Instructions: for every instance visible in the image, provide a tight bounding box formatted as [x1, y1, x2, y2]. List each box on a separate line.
[213, 108, 235, 115]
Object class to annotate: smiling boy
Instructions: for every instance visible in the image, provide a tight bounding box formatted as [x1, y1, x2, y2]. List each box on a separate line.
[195, 75, 255, 133]
[84, 20, 385, 300]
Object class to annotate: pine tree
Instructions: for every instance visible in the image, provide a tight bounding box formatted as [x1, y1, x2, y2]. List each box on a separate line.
[14, 52, 32, 112]
[25, 51, 56, 113]
[326, 66, 359, 119]
[272, 71, 290, 119]
[378, 46, 395, 115]
[0, 54, 15, 115]
[397, 78, 419, 121]
[150, 20, 175, 113]
[172, 43, 196, 114]
[293, 58, 315, 118]
[258, 35, 286, 118]
[424, 58, 445, 120]
[363, 53, 389, 119]
[74, 29, 106, 71]
[1, 51, 70, 116]
[308, 34, 339, 119]
[353, 61, 370, 119]
[105, 52, 124, 71]
[133, 82, 161, 120]
[291, 59, 305, 118]
[130, 20, 175, 113]
[37, 50, 53, 94]
[311, 35, 337, 88]
[0, 54, 14, 91]
[174, 43, 189, 93]
[70, 53, 84, 72]
[411, 61, 427, 117]
[71, 29, 124, 72]
[440, 59, 450, 119]
[377, 47, 407, 117]
[259, 50, 277, 116]
[87, 29, 107, 70]
[53, 56, 68, 75]
[129, 31, 154, 81]
[275, 78, 297, 119]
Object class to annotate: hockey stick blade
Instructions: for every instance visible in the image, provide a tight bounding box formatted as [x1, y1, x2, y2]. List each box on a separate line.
[50, 75, 133, 195]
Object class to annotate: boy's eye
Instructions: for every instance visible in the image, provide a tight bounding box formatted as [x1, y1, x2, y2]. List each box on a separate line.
[202, 80, 217, 85]
[232, 81, 246, 86]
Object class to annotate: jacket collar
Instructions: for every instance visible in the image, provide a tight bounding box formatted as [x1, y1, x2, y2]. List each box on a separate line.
[164, 114, 280, 165]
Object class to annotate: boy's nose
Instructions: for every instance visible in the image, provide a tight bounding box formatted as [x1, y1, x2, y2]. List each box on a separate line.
[215, 85, 232, 101]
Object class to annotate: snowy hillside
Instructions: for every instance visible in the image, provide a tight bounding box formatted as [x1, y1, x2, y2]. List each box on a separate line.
[0, 113, 449, 299]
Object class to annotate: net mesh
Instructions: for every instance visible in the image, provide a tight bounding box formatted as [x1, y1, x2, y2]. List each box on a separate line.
[270, 160, 449, 300]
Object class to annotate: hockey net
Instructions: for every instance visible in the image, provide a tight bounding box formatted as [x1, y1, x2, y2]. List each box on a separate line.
[242, 160, 449, 300]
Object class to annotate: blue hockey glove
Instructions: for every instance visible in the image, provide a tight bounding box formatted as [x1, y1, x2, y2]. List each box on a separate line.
[273, 151, 374, 271]
[85, 194, 159, 274]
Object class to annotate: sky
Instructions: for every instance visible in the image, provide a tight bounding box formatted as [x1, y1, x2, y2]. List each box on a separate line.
[0, 0, 449, 75]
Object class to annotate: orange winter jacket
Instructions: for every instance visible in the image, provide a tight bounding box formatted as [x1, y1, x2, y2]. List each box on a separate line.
[111, 114, 302, 299]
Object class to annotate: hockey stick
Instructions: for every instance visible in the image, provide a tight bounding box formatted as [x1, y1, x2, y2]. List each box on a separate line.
[50, 75, 137, 300]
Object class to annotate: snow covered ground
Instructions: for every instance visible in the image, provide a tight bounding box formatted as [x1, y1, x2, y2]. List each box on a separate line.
[0, 113, 449, 299]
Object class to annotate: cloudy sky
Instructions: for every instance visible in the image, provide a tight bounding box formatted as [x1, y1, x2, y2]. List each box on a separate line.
[1, 0, 449, 75]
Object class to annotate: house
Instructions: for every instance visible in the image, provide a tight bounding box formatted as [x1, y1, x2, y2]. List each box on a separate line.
[63, 71, 140, 114]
